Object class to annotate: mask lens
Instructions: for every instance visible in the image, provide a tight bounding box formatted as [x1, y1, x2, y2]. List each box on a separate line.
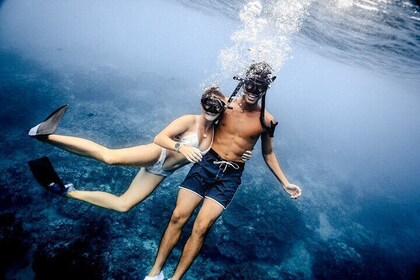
[245, 81, 267, 96]
[201, 97, 224, 114]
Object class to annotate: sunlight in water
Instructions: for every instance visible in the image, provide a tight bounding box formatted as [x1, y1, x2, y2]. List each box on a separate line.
[218, 0, 311, 77]
[336, 0, 354, 8]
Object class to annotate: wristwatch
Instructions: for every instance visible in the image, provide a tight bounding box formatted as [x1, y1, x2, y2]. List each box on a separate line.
[175, 142, 182, 153]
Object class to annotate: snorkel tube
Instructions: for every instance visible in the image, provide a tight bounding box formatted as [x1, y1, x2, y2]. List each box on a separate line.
[228, 76, 246, 103]
[228, 62, 278, 137]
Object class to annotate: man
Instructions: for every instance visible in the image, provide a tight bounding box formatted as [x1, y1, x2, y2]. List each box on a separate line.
[145, 62, 302, 280]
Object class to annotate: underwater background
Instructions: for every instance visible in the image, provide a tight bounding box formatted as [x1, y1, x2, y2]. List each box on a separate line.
[1, 0, 419, 279]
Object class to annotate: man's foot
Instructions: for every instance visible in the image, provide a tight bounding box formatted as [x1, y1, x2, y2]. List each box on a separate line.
[28, 104, 69, 137]
[144, 271, 164, 280]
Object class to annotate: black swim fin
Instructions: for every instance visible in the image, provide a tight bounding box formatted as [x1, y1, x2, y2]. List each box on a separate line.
[28, 104, 69, 137]
[28, 156, 74, 196]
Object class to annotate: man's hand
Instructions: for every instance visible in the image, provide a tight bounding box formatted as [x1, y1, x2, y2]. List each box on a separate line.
[241, 150, 253, 162]
[284, 183, 301, 199]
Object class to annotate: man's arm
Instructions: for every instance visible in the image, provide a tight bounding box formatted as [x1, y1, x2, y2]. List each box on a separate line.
[261, 129, 301, 199]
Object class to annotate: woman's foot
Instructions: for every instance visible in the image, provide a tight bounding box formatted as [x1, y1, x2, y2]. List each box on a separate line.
[28, 156, 75, 196]
[46, 182, 76, 196]
[28, 104, 69, 137]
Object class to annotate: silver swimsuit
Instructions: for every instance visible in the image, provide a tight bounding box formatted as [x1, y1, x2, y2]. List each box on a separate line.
[145, 117, 213, 177]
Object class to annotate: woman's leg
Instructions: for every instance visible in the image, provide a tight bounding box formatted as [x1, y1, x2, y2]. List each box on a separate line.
[67, 168, 165, 212]
[46, 134, 162, 166]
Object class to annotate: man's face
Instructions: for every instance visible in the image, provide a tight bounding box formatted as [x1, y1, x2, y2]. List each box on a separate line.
[243, 91, 261, 104]
[243, 80, 267, 104]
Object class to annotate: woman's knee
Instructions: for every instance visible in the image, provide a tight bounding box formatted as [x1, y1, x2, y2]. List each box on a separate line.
[101, 149, 119, 165]
[114, 199, 134, 213]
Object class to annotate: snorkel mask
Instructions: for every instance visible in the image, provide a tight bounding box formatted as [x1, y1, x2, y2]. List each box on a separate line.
[229, 62, 276, 102]
[242, 62, 276, 96]
[201, 96, 226, 114]
[244, 79, 269, 97]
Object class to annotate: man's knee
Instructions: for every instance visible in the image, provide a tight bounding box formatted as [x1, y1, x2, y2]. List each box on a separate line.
[192, 219, 212, 237]
[170, 208, 189, 226]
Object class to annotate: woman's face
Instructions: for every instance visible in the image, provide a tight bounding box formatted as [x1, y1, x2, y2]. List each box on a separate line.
[201, 94, 224, 121]
[202, 109, 220, 121]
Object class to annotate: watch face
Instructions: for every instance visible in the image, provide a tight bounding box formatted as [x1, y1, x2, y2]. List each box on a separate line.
[175, 143, 181, 151]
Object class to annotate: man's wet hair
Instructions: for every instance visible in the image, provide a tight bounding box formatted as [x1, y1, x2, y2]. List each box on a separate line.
[245, 62, 276, 88]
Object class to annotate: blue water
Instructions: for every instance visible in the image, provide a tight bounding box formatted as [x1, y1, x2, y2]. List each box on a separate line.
[1, 0, 419, 279]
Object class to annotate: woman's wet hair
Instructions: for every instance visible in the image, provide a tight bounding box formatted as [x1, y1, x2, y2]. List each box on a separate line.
[201, 85, 225, 100]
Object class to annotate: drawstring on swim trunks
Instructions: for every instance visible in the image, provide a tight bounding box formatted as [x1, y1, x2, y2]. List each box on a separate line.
[213, 160, 240, 172]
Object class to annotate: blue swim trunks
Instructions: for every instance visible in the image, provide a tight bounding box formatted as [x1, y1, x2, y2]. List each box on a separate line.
[179, 149, 245, 209]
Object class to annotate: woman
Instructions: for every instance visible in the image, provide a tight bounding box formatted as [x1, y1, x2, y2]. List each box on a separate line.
[29, 86, 251, 212]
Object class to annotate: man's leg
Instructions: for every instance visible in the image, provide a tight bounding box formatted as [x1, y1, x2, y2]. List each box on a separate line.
[147, 189, 203, 277]
[170, 198, 224, 280]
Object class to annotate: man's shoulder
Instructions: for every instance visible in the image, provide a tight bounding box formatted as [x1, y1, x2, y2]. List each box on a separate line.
[262, 110, 276, 125]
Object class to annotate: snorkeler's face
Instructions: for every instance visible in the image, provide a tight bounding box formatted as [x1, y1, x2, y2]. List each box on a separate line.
[244, 80, 268, 96]
[201, 96, 226, 115]
[203, 110, 220, 121]
[243, 89, 264, 104]
[201, 95, 225, 121]
[243, 79, 268, 104]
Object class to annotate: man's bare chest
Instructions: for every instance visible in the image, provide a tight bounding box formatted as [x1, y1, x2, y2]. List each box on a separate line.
[220, 110, 263, 138]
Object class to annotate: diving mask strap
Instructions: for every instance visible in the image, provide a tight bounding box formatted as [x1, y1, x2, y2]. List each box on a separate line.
[212, 80, 243, 125]
[228, 78, 245, 103]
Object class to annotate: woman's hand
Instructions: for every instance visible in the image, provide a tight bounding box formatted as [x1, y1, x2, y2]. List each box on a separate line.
[179, 145, 203, 163]
[241, 150, 253, 162]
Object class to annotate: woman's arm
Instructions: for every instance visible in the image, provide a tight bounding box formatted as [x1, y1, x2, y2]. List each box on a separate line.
[153, 115, 202, 163]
